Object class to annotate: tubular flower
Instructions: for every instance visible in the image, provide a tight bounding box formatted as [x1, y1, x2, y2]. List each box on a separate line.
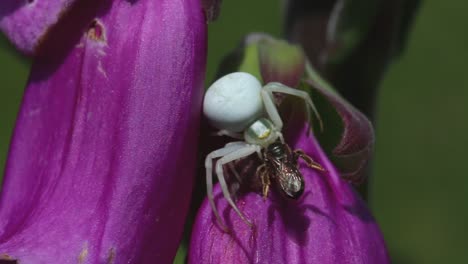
[0, 0, 206, 263]
[189, 35, 388, 263]
[189, 125, 388, 263]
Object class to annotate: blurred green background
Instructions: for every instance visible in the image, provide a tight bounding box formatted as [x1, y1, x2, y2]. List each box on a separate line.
[1, 1, 467, 263]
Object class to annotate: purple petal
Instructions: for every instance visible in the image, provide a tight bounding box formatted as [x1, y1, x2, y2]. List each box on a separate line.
[189, 124, 388, 263]
[306, 75, 374, 184]
[0, 0, 206, 263]
[0, 0, 80, 54]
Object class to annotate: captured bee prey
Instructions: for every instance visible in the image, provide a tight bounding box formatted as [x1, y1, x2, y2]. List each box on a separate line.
[203, 72, 325, 227]
[258, 142, 325, 200]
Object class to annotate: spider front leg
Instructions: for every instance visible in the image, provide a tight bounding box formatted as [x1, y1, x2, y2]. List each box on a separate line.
[263, 82, 323, 132]
[215, 144, 262, 227]
[294, 149, 326, 172]
[261, 88, 283, 131]
[213, 129, 244, 139]
[205, 142, 247, 229]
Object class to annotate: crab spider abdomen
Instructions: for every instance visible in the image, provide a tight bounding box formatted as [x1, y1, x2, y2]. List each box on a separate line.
[203, 72, 264, 132]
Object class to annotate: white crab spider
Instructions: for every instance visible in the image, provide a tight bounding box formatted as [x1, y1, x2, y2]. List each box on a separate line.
[203, 72, 321, 227]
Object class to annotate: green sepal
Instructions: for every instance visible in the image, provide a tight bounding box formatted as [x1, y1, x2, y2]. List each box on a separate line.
[213, 34, 305, 87]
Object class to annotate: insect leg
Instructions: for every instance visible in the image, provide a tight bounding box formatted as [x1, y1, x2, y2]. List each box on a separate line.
[256, 164, 268, 198]
[294, 149, 326, 172]
[215, 144, 262, 226]
[256, 164, 266, 177]
[205, 142, 247, 229]
[264, 82, 323, 132]
[259, 166, 271, 200]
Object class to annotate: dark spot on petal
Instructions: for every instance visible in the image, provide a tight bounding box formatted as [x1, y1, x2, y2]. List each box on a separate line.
[87, 19, 106, 42]
[107, 248, 115, 264]
[78, 243, 88, 264]
[0, 254, 17, 264]
[26, 0, 34, 4]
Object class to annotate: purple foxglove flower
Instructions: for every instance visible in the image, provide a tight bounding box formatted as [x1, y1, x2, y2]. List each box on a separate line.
[189, 35, 387, 263]
[0, 0, 206, 263]
[189, 125, 388, 264]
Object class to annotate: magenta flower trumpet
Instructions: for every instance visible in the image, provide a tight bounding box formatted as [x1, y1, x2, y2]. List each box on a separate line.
[189, 125, 388, 263]
[189, 35, 388, 263]
[0, 0, 206, 263]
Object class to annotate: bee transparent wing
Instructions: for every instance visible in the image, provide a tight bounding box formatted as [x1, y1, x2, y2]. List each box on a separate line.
[277, 166, 305, 199]
[268, 158, 284, 176]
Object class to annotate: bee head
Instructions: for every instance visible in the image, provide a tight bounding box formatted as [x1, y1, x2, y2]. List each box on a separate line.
[266, 142, 286, 158]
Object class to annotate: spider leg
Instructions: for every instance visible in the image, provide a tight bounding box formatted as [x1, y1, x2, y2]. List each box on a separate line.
[264, 82, 323, 132]
[277, 132, 285, 143]
[228, 163, 242, 183]
[213, 130, 244, 139]
[205, 142, 247, 229]
[255, 148, 264, 159]
[226, 141, 253, 183]
[215, 144, 262, 226]
[225, 141, 248, 147]
[261, 89, 283, 131]
[294, 149, 326, 172]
